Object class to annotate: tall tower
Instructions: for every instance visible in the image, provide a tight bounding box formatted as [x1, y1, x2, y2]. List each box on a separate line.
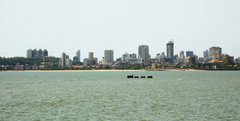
[76, 50, 81, 62]
[104, 50, 114, 64]
[88, 52, 94, 65]
[61, 52, 66, 68]
[138, 45, 150, 65]
[203, 50, 209, 59]
[166, 41, 174, 59]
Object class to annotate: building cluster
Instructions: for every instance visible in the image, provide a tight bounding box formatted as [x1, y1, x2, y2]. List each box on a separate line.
[24, 41, 239, 70]
[27, 49, 48, 58]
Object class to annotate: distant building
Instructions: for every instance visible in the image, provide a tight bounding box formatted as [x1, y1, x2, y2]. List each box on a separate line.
[43, 49, 48, 57]
[94, 58, 98, 65]
[76, 50, 81, 62]
[65, 59, 72, 67]
[38, 49, 43, 58]
[222, 54, 234, 64]
[209, 47, 222, 61]
[203, 50, 209, 59]
[186, 51, 194, 57]
[83, 52, 98, 66]
[138, 45, 150, 65]
[60, 53, 73, 68]
[166, 41, 174, 59]
[61, 52, 66, 68]
[179, 51, 185, 58]
[83, 58, 89, 66]
[198, 57, 205, 64]
[184, 56, 196, 65]
[130, 53, 137, 59]
[32, 49, 38, 58]
[73, 50, 81, 65]
[26, 49, 48, 58]
[73, 56, 79, 62]
[27, 49, 33, 58]
[236, 57, 240, 64]
[104, 50, 114, 64]
[88, 52, 94, 65]
[156, 52, 166, 65]
[122, 53, 139, 64]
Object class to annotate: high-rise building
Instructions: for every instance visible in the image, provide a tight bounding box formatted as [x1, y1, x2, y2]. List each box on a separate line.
[203, 50, 209, 58]
[186, 51, 194, 57]
[88, 52, 94, 65]
[76, 50, 81, 62]
[33, 49, 38, 58]
[104, 50, 114, 64]
[179, 51, 185, 58]
[43, 49, 48, 57]
[61, 52, 66, 68]
[209, 47, 222, 60]
[166, 41, 174, 59]
[38, 49, 43, 58]
[88, 52, 94, 61]
[27, 49, 33, 58]
[138, 45, 150, 65]
[26, 49, 48, 58]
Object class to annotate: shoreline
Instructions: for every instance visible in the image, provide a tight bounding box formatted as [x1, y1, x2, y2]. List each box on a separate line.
[1, 69, 145, 73]
[1, 68, 240, 72]
[0, 69, 205, 72]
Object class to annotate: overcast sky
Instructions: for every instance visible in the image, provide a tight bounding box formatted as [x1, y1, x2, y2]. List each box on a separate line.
[0, 0, 239, 60]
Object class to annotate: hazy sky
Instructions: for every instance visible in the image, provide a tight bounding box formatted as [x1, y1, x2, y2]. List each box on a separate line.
[0, 0, 239, 60]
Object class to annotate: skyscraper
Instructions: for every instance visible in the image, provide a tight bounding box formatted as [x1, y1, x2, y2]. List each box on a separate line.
[61, 52, 66, 68]
[76, 50, 81, 62]
[104, 50, 114, 64]
[33, 49, 38, 58]
[166, 41, 174, 59]
[27, 49, 33, 58]
[203, 50, 209, 58]
[26, 49, 48, 58]
[38, 49, 43, 58]
[43, 49, 48, 57]
[138, 45, 150, 65]
[209, 47, 222, 60]
[88, 52, 94, 65]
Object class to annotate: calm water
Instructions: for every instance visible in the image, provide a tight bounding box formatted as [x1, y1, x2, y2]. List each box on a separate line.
[0, 71, 240, 121]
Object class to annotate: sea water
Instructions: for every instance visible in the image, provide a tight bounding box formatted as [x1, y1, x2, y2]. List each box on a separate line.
[0, 71, 240, 121]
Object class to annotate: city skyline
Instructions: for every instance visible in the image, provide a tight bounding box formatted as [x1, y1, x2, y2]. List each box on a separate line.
[0, 43, 238, 61]
[0, 0, 239, 59]
[24, 44, 232, 62]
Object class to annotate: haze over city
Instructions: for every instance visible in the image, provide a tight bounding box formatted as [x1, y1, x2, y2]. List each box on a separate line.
[0, 0, 239, 59]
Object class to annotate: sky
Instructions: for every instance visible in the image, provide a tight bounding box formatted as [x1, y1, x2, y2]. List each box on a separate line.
[0, 0, 239, 60]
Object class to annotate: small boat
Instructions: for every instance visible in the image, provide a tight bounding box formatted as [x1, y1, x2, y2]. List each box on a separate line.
[127, 75, 134, 78]
[134, 76, 139, 78]
[147, 76, 153, 78]
[141, 76, 146, 78]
